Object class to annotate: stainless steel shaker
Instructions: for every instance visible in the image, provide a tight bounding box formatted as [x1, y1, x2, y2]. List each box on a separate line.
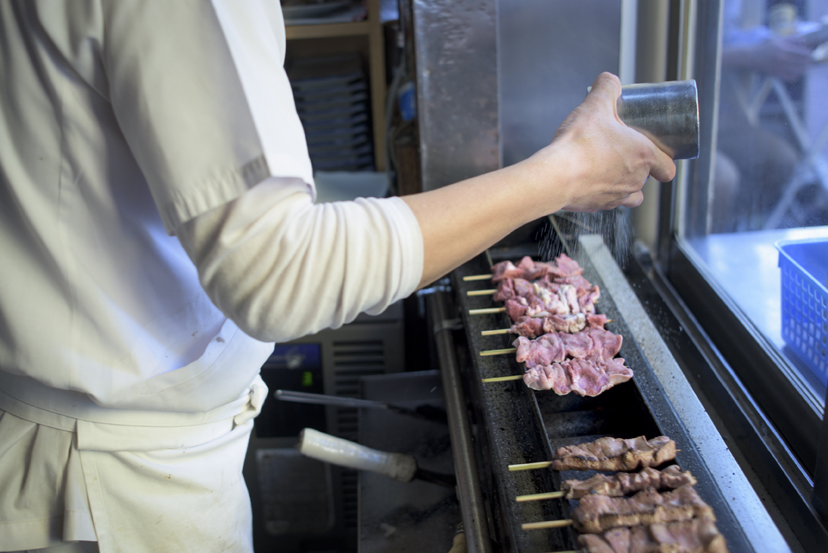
[589, 80, 700, 160]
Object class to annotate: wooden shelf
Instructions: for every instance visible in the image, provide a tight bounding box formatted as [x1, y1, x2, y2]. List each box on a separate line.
[284, 0, 386, 172]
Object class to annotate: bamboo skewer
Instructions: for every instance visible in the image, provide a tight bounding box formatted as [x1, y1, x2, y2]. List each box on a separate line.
[467, 289, 497, 296]
[463, 274, 492, 281]
[522, 519, 574, 531]
[469, 307, 506, 315]
[481, 328, 511, 336]
[508, 460, 554, 471]
[481, 375, 524, 383]
[481, 320, 614, 337]
[516, 490, 565, 502]
[479, 347, 516, 356]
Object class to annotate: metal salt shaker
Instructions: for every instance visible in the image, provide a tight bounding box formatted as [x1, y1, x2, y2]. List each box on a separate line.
[590, 80, 700, 160]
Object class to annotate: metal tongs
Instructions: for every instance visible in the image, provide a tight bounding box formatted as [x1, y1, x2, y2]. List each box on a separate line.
[274, 389, 448, 424]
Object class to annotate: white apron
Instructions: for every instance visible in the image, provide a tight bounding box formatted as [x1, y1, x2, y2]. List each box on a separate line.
[0, 373, 268, 553]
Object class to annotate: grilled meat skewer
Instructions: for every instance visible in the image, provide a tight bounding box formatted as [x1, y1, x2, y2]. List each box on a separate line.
[517, 465, 696, 502]
[562, 465, 696, 500]
[572, 485, 714, 534]
[552, 436, 677, 472]
[577, 519, 729, 553]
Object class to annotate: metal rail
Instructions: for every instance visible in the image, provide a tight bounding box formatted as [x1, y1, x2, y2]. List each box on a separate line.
[429, 291, 493, 553]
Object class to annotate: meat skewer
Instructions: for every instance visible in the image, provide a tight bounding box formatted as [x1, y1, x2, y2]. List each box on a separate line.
[522, 357, 633, 396]
[463, 254, 579, 282]
[552, 436, 677, 472]
[480, 351, 632, 396]
[478, 313, 611, 338]
[483, 327, 631, 396]
[500, 284, 600, 321]
[469, 256, 601, 326]
[516, 328, 623, 367]
[577, 519, 729, 553]
[483, 316, 613, 336]
[509, 312, 610, 338]
[515, 465, 697, 502]
[508, 436, 678, 472]
[482, 327, 623, 359]
[473, 255, 630, 397]
[522, 484, 715, 534]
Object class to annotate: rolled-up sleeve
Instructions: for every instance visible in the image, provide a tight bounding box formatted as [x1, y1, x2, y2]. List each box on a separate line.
[100, 0, 313, 234]
[178, 178, 424, 343]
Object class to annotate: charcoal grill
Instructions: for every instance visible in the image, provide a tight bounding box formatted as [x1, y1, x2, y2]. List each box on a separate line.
[428, 224, 762, 553]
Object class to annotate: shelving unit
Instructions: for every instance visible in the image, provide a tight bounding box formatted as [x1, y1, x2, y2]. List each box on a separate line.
[285, 0, 387, 171]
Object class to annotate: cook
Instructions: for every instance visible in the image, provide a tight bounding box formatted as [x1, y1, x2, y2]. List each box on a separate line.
[0, 1, 675, 552]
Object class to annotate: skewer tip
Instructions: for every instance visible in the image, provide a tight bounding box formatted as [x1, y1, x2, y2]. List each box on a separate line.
[479, 347, 517, 357]
[521, 519, 574, 531]
[482, 375, 524, 383]
[516, 490, 565, 502]
[508, 460, 554, 471]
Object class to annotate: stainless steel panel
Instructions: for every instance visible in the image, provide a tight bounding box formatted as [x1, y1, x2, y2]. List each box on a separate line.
[412, 0, 499, 190]
[498, 0, 622, 167]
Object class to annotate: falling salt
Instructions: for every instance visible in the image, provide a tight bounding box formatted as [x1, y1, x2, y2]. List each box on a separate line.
[537, 208, 634, 266]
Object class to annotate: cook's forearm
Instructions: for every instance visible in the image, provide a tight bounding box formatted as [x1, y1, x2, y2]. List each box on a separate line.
[177, 178, 423, 343]
[403, 155, 559, 288]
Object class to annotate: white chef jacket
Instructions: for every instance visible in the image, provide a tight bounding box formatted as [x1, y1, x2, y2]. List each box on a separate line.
[0, 0, 423, 551]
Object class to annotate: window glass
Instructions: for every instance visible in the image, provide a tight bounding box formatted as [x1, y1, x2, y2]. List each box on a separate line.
[682, 0, 828, 400]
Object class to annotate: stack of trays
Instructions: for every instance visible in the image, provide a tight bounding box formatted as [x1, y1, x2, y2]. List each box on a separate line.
[287, 55, 374, 171]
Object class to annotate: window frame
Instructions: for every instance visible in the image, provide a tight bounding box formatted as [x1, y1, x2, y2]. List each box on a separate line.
[645, 0, 828, 548]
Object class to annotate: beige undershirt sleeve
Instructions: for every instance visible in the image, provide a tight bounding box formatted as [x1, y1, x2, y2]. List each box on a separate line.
[176, 178, 424, 343]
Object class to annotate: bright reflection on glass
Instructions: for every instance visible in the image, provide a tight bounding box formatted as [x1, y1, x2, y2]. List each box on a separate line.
[685, 0, 828, 398]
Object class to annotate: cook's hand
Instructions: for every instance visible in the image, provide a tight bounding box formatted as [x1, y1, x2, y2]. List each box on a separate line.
[528, 72, 676, 213]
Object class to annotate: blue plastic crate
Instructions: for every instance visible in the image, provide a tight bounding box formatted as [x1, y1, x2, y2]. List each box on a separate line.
[776, 238, 828, 387]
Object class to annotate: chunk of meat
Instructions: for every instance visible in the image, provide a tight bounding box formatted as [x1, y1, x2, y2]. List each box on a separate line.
[522, 361, 572, 395]
[493, 279, 515, 302]
[491, 260, 521, 283]
[514, 334, 566, 368]
[546, 253, 583, 278]
[543, 313, 587, 334]
[510, 316, 546, 339]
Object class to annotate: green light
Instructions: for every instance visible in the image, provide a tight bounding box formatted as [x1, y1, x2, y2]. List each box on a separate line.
[302, 371, 313, 387]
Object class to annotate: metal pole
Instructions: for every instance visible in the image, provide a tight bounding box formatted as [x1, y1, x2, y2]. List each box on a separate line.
[428, 292, 493, 553]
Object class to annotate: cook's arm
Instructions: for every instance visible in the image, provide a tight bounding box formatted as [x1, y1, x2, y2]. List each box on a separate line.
[405, 73, 675, 288]
[177, 73, 674, 342]
[177, 178, 423, 344]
